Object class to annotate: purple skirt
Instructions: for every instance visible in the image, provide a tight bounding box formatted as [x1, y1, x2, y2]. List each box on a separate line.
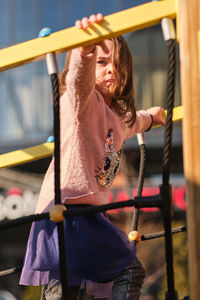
[20, 205, 136, 286]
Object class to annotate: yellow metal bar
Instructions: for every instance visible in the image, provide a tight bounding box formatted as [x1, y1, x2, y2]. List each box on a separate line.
[0, 0, 176, 72]
[153, 105, 183, 129]
[163, 105, 183, 123]
[0, 143, 54, 169]
[0, 105, 183, 169]
[171, 105, 183, 122]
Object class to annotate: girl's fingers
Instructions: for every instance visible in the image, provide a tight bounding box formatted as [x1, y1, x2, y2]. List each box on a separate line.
[75, 20, 82, 29]
[75, 14, 104, 30]
[89, 13, 103, 24]
[157, 110, 166, 126]
[89, 14, 97, 23]
[81, 17, 90, 29]
[96, 13, 104, 22]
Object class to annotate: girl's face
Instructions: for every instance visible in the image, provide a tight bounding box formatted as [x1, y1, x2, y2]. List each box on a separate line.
[95, 40, 118, 106]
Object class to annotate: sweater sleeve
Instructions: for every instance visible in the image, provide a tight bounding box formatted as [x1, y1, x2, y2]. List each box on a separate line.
[125, 110, 152, 139]
[65, 48, 97, 117]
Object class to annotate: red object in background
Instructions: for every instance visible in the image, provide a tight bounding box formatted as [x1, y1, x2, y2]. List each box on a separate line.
[6, 187, 23, 196]
[172, 186, 187, 211]
[109, 186, 187, 213]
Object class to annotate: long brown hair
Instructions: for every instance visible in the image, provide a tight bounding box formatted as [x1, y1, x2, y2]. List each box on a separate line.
[59, 36, 136, 127]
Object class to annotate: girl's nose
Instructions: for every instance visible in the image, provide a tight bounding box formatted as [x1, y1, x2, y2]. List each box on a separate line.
[107, 63, 113, 74]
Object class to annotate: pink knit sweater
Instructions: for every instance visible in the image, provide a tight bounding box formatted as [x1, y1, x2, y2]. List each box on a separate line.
[36, 49, 151, 213]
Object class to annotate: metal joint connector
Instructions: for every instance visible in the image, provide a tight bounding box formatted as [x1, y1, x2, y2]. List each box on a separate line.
[137, 133, 146, 146]
[161, 18, 176, 41]
[45, 52, 59, 75]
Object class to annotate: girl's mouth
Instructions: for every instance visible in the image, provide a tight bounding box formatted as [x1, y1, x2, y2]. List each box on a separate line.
[106, 79, 115, 85]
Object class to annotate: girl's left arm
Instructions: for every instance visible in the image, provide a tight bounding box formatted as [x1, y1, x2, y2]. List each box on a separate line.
[126, 107, 166, 138]
[146, 106, 166, 127]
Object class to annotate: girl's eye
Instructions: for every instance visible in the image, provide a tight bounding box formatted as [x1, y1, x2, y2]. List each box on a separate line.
[97, 60, 106, 65]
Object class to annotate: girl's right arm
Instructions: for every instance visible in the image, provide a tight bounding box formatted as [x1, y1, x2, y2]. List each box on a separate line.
[65, 14, 104, 116]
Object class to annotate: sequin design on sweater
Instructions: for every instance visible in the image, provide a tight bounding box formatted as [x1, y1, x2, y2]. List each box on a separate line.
[96, 129, 124, 187]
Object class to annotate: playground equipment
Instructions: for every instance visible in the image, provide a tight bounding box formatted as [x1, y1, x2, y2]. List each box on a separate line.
[0, 0, 200, 299]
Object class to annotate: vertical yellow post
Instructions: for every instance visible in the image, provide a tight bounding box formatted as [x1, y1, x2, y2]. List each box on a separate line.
[179, 0, 200, 299]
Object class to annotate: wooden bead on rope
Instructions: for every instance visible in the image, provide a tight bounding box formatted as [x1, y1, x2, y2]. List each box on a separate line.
[128, 231, 141, 244]
[49, 205, 67, 223]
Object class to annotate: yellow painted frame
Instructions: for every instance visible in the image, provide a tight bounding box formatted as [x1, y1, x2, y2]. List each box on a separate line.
[0, 106, 183, 169]
[0, 0, 176, 72]
[0, 143, 54, 169]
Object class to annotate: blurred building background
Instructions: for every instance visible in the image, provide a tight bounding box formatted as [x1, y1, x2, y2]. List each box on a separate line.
[0, 1, 186, 300]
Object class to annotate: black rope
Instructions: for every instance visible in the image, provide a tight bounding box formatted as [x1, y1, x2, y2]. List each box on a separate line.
[141, 225, 186, 241]
[162, 39, 176, 187]
[136, 144, 146, 198]
[132, 143, 146, 231]
[0, 266, 22, 277]
[51, 73, 61, 206]
[64, 196, 162, 215]
[161, 38, 178, 300]
[0, 196, 163, 231]
[51, 73, 70, 299]
[0, 212, 49, 231]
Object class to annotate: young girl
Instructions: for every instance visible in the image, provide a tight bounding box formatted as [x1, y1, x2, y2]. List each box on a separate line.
[20, 14, 166, 300]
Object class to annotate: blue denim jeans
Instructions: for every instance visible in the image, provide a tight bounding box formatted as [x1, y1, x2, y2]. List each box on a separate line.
[41, 258, 145, 300]
[111, 257, 145, 300]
